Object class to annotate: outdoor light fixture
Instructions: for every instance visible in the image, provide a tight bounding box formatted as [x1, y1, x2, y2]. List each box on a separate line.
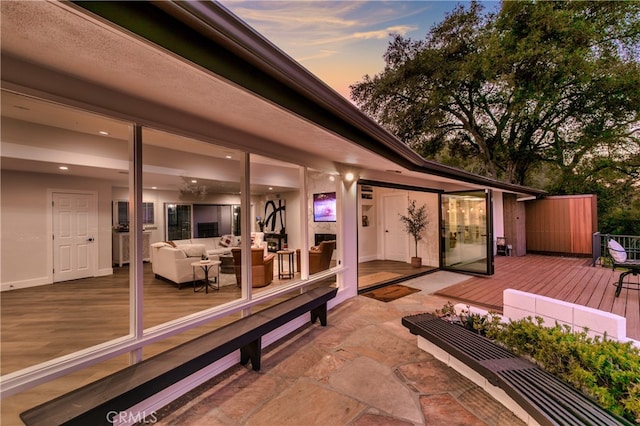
[335, 163, 360, 184]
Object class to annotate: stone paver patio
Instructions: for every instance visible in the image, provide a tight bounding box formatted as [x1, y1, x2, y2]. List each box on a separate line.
[154, 272, 524, 425]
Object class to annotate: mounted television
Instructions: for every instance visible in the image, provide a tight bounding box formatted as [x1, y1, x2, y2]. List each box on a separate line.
[313, 192, 336, 222]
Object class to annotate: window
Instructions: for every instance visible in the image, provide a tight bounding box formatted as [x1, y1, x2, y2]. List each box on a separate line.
[142, 202, 154, 224]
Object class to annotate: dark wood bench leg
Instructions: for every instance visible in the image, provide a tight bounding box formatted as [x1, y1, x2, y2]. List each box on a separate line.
[240, 338, 262, 371]
[310, 302, 328, 326]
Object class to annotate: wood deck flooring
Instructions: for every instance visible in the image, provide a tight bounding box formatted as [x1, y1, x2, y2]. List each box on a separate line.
[434, 254, 640, 340]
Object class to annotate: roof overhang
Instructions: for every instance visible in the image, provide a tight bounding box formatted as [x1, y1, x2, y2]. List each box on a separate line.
[1, 0, 545, 198]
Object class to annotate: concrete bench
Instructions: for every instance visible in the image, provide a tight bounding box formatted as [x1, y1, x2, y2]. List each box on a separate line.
[402, 313, 633, 426]
[20, 286, 338, 426]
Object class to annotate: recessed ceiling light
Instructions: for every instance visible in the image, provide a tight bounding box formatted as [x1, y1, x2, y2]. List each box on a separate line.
[191, 180, 197, 183]
[99, 130, 109, 136]
[151, 186, 157, 190]
[225, 155, 232, 159]
[59, 166, 69, 170]
[269, 187, 273, 190]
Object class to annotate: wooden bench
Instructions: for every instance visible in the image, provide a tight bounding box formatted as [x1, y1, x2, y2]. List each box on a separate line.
[21, 286, 338, 426]
[402, 313, 633, 426]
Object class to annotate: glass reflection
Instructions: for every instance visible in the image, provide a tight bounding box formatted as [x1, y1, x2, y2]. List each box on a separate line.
[441, 191, 491, 274]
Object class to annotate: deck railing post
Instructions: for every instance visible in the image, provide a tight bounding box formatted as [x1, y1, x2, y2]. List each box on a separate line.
[592, 232, 601, 266]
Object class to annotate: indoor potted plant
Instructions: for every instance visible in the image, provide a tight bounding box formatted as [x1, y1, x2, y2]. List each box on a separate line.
[399, 199, 430, 267]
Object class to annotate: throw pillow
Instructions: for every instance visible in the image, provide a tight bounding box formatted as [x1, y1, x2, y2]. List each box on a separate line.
[608, 239, 627, 263]
[219, 234, 234, 247]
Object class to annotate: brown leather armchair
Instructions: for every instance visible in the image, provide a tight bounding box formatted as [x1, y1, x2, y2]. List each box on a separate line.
[231, 247, 275, 288]
[296, 240, 336, 275]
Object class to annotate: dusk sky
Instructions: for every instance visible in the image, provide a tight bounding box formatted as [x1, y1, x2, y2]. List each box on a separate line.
[222, 1, 495, 101]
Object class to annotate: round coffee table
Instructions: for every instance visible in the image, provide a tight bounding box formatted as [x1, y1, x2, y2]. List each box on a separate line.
[191, 260, 221, 293]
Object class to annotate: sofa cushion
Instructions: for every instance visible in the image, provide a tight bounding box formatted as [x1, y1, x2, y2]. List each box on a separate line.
[219, 234, 234, 247]
[151, 242, 172, 249]
[179, 244, 207, 258]
[187, 237, 219, 251]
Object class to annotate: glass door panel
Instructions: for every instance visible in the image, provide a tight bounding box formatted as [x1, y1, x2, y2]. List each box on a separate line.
[441, 190, 493, 275]
[166, 203, 192, 240]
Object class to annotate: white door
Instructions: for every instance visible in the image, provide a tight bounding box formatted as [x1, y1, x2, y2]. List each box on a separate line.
[53, 192, 96, 282]
[383, 194, 408, 261]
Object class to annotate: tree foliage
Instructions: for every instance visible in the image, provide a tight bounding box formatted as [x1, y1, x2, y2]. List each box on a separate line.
[350, 1, 640, 195]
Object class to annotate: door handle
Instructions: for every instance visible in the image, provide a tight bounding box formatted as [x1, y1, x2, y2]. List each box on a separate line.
[87, 237, 94, 242]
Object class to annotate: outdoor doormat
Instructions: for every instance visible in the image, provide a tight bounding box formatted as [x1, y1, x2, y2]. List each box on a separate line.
[361, 284, 421, 302]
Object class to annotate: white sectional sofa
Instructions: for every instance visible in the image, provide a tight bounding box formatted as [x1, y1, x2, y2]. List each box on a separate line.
[150, 242, 208, 288]
[173, 232, 267, 257]
[150, 233, 268, 288]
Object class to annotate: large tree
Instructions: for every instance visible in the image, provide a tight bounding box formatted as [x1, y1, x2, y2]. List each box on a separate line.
[350, 1, 640, 187]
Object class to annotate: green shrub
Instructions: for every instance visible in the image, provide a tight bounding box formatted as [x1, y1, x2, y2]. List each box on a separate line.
[435, 304, 640, 423]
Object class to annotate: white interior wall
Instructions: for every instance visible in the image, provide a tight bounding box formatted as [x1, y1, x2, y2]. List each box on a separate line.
[358, 186, 377, 262]
[1, 170, 113, 290]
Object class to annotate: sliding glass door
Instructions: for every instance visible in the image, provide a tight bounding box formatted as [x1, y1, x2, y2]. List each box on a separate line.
[441, 190, 493, 275]
[166, 203, 192, 240]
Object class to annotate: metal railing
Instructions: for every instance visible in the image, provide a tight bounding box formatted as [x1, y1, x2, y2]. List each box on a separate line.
[592, 232, 640, 266]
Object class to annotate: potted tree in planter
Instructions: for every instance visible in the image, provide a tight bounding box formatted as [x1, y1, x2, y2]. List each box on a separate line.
[399, 199, 430, 267]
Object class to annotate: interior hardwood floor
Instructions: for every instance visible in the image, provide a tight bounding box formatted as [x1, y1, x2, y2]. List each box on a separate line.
[0, 262, 318, 375]
[357, 259, 437, 291]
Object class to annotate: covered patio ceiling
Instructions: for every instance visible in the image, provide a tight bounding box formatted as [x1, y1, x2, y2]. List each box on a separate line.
[0, 1, 544, 197]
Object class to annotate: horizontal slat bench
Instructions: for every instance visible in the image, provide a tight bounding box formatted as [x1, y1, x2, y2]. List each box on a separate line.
[21, 286, 338, 426]
[402, 313, 633, 426]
